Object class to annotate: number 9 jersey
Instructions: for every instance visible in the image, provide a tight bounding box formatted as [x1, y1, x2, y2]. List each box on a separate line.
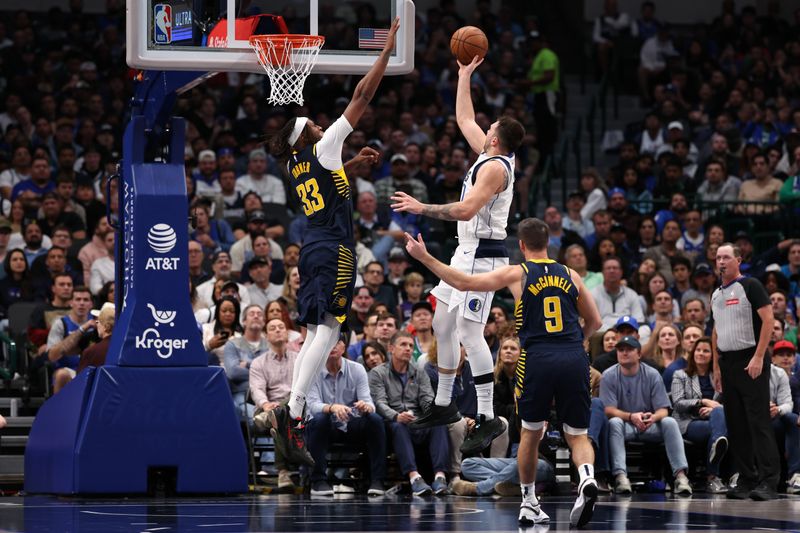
[515, 259, 584, 352]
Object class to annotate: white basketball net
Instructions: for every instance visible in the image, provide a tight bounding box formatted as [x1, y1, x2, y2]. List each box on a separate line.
[249, 35, 325, 106]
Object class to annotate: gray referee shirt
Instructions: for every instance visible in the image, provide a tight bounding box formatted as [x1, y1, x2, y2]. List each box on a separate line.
[709, 276, 771, 352]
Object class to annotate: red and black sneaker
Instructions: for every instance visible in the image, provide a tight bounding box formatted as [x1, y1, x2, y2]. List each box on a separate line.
[269, 405, 315, 467]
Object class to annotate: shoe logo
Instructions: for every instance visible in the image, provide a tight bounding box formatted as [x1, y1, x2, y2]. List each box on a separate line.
[147, 223, 177, 253]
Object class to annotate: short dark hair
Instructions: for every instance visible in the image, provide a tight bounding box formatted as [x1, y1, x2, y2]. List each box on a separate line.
[52, 272, 73, 284]
[751, 151, 768, 166]
[495, 116, 525, 153]
[602, 256, 623, 270]
[683, 298, 706, 310]
[376, 312, 397, 328]
[517, 218, 549, 251]
[47, 245, 66, 257]
[706, 157, 726, 173]
[670, 256, 692, 271]
[72, 285, 92, 297]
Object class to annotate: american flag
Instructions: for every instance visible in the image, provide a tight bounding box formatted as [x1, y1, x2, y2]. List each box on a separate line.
[358, 28, 389, 49]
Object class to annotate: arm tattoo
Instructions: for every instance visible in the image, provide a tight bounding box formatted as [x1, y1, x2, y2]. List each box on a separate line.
[421, 203, 459, 221]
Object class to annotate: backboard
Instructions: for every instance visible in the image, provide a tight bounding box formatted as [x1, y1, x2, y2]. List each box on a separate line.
[127, 0, 414, 75]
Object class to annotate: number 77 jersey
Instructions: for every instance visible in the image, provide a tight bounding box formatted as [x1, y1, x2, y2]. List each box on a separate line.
[288, 144, 354, 245]
[514, 259, 584, 352]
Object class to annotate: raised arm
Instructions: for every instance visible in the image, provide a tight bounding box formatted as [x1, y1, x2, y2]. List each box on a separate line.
[404, 232, 523, 298]
[342, 18, 400, 127]
[456, 57, 487, 154]
[391, 160, 506, 221]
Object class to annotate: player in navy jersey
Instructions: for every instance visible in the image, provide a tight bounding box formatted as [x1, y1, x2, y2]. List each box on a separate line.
[265, 18, 400, 467]
[404, 218, 602, 528]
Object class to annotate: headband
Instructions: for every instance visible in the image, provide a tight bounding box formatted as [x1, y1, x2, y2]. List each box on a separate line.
[288, 117, 309, 146]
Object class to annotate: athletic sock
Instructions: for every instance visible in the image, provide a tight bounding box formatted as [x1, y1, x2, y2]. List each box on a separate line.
[475, 381, 494, 420]
[521, 483, 538, 504]
[288, 392, 306, 420]
[410, 474, 422, 484]
[435, 373, 455, 406]
[578, 463, 595, 484]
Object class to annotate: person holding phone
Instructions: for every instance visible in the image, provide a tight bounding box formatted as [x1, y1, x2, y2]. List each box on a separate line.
[203, 295, 243, 364]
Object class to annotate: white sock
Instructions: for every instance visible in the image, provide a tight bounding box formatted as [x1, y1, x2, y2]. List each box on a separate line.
[521, 483, 538, 504]
[288, 315, 341, 419]
[475, 382, 494, 420]
[435, 373, 455, 406]
[435, 473, 446, 481]
[578, 463, 595, 484]
[410, 474, 422, 484]
[287, 392, 306, 420]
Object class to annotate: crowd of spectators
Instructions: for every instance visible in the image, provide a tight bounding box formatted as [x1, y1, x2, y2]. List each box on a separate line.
[0, 0, 799, 497]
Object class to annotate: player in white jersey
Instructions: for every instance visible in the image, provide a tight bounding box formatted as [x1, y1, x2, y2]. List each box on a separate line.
[391, 57, 525, 454]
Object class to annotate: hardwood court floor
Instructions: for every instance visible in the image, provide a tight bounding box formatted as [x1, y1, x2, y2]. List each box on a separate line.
[1, 492, 799, 532]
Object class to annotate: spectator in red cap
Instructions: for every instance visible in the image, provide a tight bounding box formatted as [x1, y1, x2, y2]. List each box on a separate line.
[770, 339, 800, 494]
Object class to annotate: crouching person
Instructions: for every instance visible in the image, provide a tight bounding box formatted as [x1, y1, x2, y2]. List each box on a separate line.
[306, 335, 387, 497]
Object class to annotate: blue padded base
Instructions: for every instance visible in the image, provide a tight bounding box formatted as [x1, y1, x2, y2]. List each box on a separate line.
[25, 366, 248, 494]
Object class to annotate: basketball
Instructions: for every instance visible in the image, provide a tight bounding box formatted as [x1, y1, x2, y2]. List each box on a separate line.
[450, 26, 489, 65]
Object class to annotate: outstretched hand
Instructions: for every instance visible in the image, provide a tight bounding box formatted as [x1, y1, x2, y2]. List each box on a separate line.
[383, 17, 401, 53]
[391, 191, 424, 214]
[457, 56, 484, 77]
[404, 232, 428, 260]
[353, 146, 380, 167]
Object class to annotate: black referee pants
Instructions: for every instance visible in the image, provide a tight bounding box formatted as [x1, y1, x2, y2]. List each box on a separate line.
[718, 348, 780, 489]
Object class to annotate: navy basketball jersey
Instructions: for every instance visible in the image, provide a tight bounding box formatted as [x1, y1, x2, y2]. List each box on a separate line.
[515, 259, 583, 351]
[288, 144, 353, 245]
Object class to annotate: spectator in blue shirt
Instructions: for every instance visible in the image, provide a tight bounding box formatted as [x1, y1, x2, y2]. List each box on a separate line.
[12, 156, 55, 216]
[305, 335, 387, 497]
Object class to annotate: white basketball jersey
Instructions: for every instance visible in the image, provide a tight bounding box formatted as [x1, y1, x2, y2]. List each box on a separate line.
[457, 152, 515, 244]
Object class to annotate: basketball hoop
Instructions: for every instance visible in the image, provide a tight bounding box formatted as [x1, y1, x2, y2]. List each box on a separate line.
[249, 34, 325, 106]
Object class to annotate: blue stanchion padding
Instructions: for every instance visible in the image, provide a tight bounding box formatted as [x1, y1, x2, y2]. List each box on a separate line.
[25, 366, 247, 494]
[24, 368, 95, 494]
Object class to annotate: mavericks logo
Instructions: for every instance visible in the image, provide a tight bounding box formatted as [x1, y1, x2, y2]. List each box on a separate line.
[146, 223, 180, 270]
[134, 304, 188, 359]
[468, 298, 482, 312]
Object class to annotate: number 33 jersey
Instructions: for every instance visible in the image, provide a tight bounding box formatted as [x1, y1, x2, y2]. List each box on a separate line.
[288, 142, 353, 246]
[515, 259, 584, 352]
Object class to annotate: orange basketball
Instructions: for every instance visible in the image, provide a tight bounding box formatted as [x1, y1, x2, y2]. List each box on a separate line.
[450, 26, 489, 65]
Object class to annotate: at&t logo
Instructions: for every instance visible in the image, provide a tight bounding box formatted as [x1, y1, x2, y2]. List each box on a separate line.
[146, 223, 180, 270]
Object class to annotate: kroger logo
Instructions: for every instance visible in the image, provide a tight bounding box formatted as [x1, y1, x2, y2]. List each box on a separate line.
[147, 223, 177, 253]
[135, 304, 187, 359]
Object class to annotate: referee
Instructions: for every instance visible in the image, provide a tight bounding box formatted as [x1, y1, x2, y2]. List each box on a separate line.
[711, 243, 779, 500]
